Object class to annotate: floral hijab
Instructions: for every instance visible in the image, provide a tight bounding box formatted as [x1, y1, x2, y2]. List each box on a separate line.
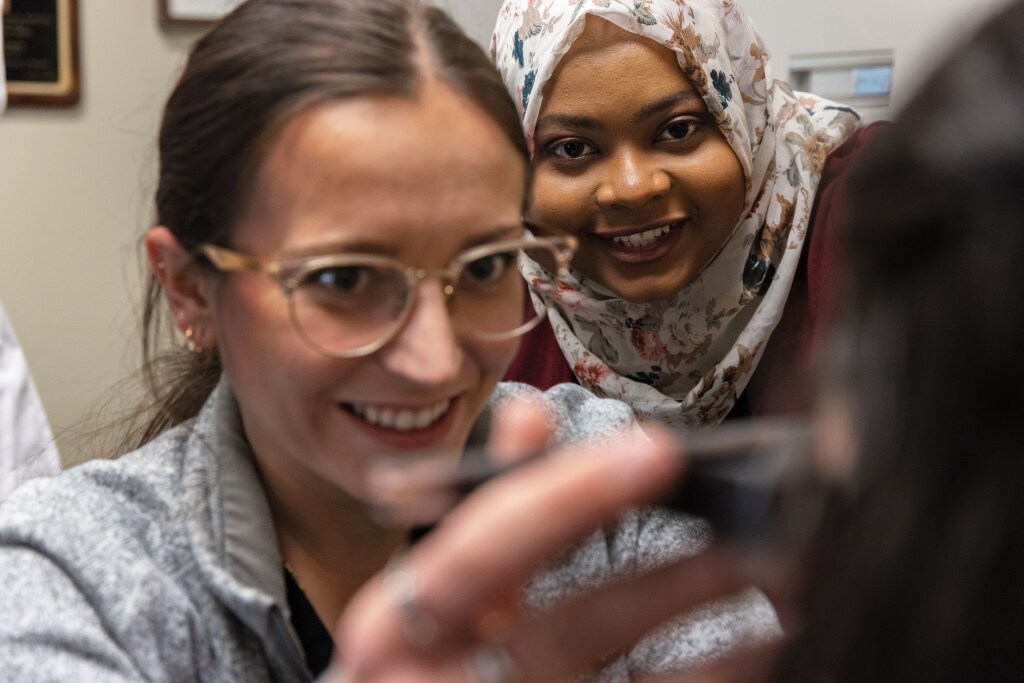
[492, 0, 861, 428]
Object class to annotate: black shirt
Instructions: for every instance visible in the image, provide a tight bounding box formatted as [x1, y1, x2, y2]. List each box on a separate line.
[285, 568, 333, 677]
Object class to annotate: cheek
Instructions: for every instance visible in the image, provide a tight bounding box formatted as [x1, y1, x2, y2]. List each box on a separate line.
[211, 282, 326, 398]
[484, 337, 521, 378]
[469, 337, 521, 393]
[526, 166, 591, 234]
[699, 145, 747, 224]
[210, 278, 283, 335]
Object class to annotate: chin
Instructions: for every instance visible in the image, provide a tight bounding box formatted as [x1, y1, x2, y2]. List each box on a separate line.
[580, 257, 695, 304]
[601, 274, 693, 304]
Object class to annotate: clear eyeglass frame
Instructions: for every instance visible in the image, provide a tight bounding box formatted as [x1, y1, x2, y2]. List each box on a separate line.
[198, 235, 577, 359]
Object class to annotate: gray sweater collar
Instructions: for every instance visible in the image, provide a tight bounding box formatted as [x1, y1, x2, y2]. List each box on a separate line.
[183, 378, 309, 678]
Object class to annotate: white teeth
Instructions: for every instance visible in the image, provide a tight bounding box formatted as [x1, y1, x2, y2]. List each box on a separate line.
[349, 399, 451, 432]
[612, 225, 671, 248]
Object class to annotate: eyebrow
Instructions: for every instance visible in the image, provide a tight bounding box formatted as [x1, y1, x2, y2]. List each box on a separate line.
[534, 113, 604, 135]
[633, 91, 706, 124]
[535, 90, 707, 135]
[280, 240, 389, 259]
[279, 224, 525, 260]
[458, 224, 526, 251]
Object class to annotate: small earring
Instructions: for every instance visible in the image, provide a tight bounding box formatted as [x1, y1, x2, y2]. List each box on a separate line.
[184, 325, 204, 354]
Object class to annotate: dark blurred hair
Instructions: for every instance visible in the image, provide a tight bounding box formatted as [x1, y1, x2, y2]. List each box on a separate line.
[126, 0, 527, 449]
[775, 1, 1024, 680]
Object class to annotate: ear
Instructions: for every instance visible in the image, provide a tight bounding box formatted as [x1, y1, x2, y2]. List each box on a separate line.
[144, 227, 218, 349]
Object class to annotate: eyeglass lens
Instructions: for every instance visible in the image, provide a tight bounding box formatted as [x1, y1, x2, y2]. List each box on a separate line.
[288, 243, 558, 356]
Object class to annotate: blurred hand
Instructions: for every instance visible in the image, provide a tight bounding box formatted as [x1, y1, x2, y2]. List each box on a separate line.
[333, 404, 778, 682]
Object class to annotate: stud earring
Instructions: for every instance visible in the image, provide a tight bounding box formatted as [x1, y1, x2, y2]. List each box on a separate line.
[184, 325, 204, 354]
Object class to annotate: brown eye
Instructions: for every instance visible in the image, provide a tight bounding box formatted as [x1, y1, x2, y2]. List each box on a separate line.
[657, 118, 700, 142]
[464, 250, 516, 284]
[548, 138, 597, 160]
[305, 265, 368, 293]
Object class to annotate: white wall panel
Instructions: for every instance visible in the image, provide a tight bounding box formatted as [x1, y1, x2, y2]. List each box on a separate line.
[740, 0, 1013, 115]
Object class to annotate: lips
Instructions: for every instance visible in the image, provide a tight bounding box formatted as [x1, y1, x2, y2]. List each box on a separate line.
[610, 224, 673, 248]
[346, 399, 452, 432]
[595, 219, 686, 263]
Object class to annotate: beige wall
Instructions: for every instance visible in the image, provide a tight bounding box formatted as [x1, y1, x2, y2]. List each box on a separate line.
[0, 3, 202, 464]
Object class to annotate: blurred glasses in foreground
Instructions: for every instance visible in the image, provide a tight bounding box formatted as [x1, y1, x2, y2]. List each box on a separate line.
[200, 235, 577, 358]
[364, 417, 832, 549]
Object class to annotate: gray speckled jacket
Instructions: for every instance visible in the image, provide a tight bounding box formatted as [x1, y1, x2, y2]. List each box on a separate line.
[0, 379, 777, 681]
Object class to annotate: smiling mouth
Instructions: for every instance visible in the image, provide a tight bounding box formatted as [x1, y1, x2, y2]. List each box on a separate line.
[603, 220, 685, 251]
[346, 399, 452, 432]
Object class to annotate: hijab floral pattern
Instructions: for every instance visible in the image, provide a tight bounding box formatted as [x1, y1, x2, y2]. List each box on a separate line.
[492, 0, 860, 428]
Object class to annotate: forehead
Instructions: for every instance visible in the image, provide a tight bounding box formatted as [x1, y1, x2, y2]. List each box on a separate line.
[233, 81, 527, 258]
[540, 17, 699, 117]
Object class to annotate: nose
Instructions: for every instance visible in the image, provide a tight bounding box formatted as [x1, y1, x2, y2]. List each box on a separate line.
[376, 278, 463, 387]
[595, 147, 670, 210]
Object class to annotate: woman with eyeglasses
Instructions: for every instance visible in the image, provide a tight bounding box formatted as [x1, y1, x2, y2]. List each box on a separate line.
[0, 0, 775, 679]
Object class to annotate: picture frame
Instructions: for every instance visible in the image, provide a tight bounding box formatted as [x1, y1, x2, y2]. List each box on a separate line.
[159, 0, 244, 27]
[2, 0, 80, 107]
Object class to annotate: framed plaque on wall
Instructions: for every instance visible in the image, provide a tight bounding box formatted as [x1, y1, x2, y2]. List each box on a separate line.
[159, 0, 244, 27]
[2, 0, 80, 107]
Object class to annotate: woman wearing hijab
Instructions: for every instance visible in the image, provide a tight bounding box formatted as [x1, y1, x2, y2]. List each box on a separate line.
[494, 0, 878, 428]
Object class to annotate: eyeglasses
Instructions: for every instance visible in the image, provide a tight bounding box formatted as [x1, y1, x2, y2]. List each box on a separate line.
[198, 236, 577, 358]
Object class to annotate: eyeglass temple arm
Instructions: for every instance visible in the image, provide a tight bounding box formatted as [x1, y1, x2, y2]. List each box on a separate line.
[549, 236, 578, 269]
[200, 244, 282, 276]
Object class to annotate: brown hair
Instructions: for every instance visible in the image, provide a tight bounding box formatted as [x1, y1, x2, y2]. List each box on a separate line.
[127, 0, 527, 449]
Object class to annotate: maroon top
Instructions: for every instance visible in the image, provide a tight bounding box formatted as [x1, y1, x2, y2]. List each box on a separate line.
[504, 123, 885, 418]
